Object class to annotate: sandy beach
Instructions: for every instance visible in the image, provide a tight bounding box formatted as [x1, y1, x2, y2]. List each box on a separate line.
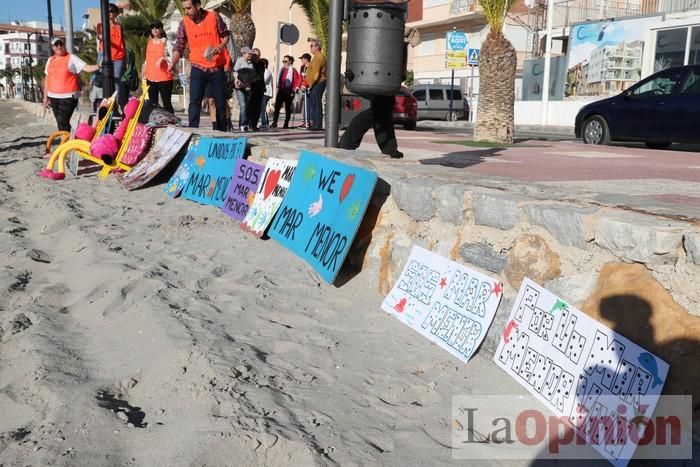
[0, 100, 533, 466]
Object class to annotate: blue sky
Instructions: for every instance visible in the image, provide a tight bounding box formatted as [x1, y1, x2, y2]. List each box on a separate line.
[2, 0, 95, 29]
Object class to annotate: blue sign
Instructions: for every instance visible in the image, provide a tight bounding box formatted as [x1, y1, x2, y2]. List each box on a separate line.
[468, 47, 480, 65]
[268, 150, 378, 284]
[447, 32, 468, 51]
[179, 137, 247, 207]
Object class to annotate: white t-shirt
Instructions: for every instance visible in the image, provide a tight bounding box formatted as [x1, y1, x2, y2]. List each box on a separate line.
[263, 69, 273, 97]
[44, 54, 88, 99]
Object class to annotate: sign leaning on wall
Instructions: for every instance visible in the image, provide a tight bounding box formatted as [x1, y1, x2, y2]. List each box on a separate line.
[494, 278, 669, 467]
[268, 150, 377, 284]
[381, 245, 503, 364]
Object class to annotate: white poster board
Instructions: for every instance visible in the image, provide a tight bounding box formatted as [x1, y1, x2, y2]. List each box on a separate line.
[240, 158, 297, 238]
[494, 278, 669, 467]
[381, 245, 503, 364]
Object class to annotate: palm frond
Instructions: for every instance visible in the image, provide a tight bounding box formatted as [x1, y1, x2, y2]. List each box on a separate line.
[478, 0, 515, 33]
[291, 0, 329, 50]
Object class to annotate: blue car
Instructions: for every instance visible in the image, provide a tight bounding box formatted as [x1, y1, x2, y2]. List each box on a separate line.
[575, 65, 700, 149]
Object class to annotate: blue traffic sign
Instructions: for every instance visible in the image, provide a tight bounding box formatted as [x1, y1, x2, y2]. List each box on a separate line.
[468, 47, 480, 65]
[447, 32, 468, 51]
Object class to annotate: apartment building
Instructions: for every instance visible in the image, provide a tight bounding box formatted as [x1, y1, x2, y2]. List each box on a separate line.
[0, 22, 63, 99]
[584, 40, 643, 94]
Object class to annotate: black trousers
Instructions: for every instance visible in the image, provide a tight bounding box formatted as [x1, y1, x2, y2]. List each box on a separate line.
[247, 86, 264, 130]
[147, 79, 174, 114]
[339, 95, 398, 156]
[272, 90, 295, 127]
[49, 97, 79, 132]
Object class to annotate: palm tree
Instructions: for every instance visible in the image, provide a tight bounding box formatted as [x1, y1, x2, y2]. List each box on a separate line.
[129, 0, 171, 23]
[474, 0, 517, 143]
[291, 0, 328, 51]
[227, 0, 256, 52]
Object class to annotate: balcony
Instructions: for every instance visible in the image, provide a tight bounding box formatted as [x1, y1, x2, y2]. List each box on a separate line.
[409, 0, 485, 28]
[552, 0, 699, 29]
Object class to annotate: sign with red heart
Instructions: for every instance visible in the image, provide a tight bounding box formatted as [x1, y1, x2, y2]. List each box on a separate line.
[240, 158, 298, 238]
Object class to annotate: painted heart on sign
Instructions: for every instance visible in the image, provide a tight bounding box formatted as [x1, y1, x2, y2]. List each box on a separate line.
[263, 169, 281, 199]
[339, 173, 355, 203]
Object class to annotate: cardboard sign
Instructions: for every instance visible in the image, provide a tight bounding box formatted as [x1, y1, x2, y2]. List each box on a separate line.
[179, 137, 247, 207]
[494, 278, 670, 467]
[221, 159, 265, 222]
[240, 158, 297, 238]
[119, 127, 191, 191]
[381, 245, 503, 363]
[268, 151, 377, 283]
[164, 137, 199, 197]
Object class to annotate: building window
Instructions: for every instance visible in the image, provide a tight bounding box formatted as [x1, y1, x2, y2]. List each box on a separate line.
[416, 32, 437, 56]
[690, 27, 700, 65]
[654, 28, 687, 71]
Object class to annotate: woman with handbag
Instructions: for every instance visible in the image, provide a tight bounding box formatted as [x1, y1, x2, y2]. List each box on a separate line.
[143, 21, 174, 114]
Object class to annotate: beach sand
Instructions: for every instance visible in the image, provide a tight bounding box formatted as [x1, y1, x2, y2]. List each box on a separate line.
[0, 100, 524, 466]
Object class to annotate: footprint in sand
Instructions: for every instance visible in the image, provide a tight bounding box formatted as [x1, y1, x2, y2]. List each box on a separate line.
[95, 387, 147, 428]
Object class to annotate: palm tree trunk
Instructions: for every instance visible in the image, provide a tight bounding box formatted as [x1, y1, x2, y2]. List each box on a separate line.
[474, 31, 516, 144]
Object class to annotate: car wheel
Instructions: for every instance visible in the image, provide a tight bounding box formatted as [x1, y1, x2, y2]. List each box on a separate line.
[645, 141, 672, 150]
[582, 115, 610, 145]
[404, 121, 416, 131]
[445, 111, 458, 122]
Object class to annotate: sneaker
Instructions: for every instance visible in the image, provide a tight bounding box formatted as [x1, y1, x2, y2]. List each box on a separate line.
[385, 151, 404, 159]
[282, 124, 289, 129]
[270, 123, 277, 128]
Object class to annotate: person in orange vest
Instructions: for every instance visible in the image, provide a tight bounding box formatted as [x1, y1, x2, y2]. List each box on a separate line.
[169, 0, 230, 131]
[42, 37, 100, 132]
[97, 2, 127, 108]
[143, 21, 174, 114]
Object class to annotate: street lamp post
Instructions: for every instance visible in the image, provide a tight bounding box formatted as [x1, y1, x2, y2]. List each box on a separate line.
[25, 33, 37, 102]
[47, 0, 54, 42]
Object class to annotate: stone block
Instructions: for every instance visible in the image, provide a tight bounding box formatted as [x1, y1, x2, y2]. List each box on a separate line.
[434, 184, 467, 225]
[594, 212, 688, 264]
[459, 242, 506, 273]
[524, 204, 597, 249]
[391, 177, 436, 222]
[473, 193, 520, 230]
[684, 232, 700, 265]
[504, 234, 561, 290]
[545, 271, 598, 307]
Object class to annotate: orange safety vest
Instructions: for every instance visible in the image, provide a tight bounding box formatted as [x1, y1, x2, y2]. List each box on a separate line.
[98, 23, 125, 61]
[45, 54, 80, 95]
[183, 11, 227, 69]
[144, 39, 173, 82]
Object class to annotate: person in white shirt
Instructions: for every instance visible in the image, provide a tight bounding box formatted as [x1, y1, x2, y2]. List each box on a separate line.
[260, 58, 273, 129]
[43, 37, 100, 131]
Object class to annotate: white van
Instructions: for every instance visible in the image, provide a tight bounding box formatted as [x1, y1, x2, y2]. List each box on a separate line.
[409, 84, 469, 121]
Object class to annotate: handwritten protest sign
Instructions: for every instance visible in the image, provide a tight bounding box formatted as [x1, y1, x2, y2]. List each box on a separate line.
[119, 127, 191, 191]
[381, 245, 503, 363]
[268, 151, 378, 283]
[164, 137, 199, 198]
[494, 278, 669, 467]
[240, 158, 297, 238]
[221, 159, 264, 222]
[179, 137, 247, 207]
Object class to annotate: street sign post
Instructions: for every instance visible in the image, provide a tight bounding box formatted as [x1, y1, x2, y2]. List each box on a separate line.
[445, 30, 468, 120]
[468, 48, 480, 66]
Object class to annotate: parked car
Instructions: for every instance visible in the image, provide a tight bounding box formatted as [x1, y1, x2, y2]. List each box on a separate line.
[392, 87, 418, 130]
[340, 87, 418, 131]
[409, 84, 470, 121]
[575, 65, 700, 148]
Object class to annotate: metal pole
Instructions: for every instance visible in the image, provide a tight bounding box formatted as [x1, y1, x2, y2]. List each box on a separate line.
[540, 0, 554, 125]
[325, 0, 343, 147]
[27, 33, 36, 102]
[64, 0, 74, 52]
[100, 0, 114, 97]
[469, 64, 475, 121]
[275, 22, 282, 104]
[449, 68, 455, 119]
[47, 0, 54, 44]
